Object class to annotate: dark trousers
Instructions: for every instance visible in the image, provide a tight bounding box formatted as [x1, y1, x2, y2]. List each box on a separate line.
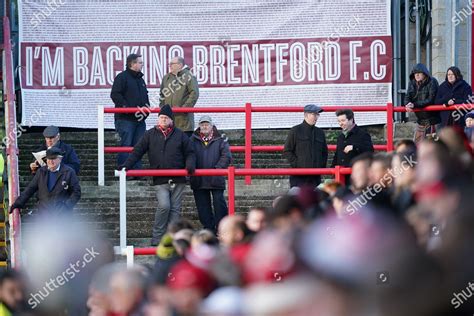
[115, 119, 146, 168]
[193, 189, 228, 233]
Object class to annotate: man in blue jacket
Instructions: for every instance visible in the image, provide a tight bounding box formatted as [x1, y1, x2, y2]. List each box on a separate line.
[111, 53, 150, 170]
[122, 105, 195, 245]
[11, 147, 81, 214]
[30, 125, 80, 175]
[190, 115, 231, 233]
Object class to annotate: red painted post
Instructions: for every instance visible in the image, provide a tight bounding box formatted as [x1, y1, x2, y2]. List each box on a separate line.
[386, 103, 394, 151]
[228, 166, 236, 215]
[244, 102, 252, 185]
[334, 165, 342, 184]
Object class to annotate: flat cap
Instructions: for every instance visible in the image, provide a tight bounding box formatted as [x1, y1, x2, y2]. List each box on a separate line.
[199, 115, 213, 124]
[45, 147, 64, 159]
[303, 104, 323, 113]
[43, 126, 60, 137]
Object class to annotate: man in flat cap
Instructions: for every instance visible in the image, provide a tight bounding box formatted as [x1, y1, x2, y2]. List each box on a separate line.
[30, 125, 80, 174]
[10, 147, 81, 214]
[121, 104, 196, 245]
[190, 115, 232, 233]
[284, 104, 328, 188]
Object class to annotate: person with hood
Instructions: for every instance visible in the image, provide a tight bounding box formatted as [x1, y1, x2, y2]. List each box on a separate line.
[404, 63, 440, 143]
[435, 66, 473, 128]
[111, 53, 150, 170]
[160, 56, 200, 135]
[190, 115, 232, 233]
[121, 105, 196, 246]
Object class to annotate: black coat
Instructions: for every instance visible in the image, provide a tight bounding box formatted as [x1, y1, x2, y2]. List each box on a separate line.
[13, 164, 81, 213]
[283, 121, 328, 187]
[123, 126, 196, 185]
[190, 127, 232, 190]
[110, 68, 150, 122]
[331, 125, 374, 167]
[34, 141, 81, 174]
[404, 63, 440, 125]
[435, 78, 472, 126]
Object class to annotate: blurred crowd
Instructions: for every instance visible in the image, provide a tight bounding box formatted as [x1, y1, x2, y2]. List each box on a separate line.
[1, 126, 474, 315]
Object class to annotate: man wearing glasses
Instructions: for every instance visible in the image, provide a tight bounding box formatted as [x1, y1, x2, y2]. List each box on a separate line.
[160, 56, 200, 136]
[283, 104, 328, 189]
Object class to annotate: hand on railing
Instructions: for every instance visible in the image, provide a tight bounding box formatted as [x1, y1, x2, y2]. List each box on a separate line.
[186, 166, 196, 175]
[9, 205, 19, 214]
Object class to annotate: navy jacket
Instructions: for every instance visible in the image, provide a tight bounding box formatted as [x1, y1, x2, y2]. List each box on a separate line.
[331, 125, 374, 167]
[404, 63, 440, 125]
[111, 68, 150, 122]
[123, 126, 196, 185]
[13, 164, 81, 213]
[190, 127, 232, 190]
[34, 141, 80, 174]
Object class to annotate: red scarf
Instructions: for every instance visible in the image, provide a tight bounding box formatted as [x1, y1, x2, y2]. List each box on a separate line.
[200, 129, 214, 145]
[158, 123, 174, 138]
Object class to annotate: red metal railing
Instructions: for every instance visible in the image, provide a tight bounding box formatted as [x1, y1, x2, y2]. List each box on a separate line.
[3, 16, 21, 267]
[101, 103, 394, 185]
[119, 166, 351, 257]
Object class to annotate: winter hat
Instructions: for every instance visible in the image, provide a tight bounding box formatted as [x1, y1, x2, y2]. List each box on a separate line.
[159, 104, 174, 120]
[465, 111, 474, 120]
[156, 234, 177, 259]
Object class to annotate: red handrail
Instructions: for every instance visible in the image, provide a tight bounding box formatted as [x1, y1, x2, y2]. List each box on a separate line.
[3, 16, 21, 267]
[104, 144, 388, 153]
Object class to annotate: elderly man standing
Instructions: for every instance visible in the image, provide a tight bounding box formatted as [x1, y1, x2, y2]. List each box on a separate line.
[190, 115, 231, 233]
[121, 104, 196, 246]
[160, 56, 199, 136]
[283, 104, 328, 188]
[111, 53, 149, 169]
[30, 125, 80, 175]
[10, 147, 81, 214]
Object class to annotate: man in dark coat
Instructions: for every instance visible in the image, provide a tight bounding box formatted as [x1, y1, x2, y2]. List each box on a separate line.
[30, 125, 80, 175]
[111, 53, 150, 169]
[404, 63, 440, 143]
[284, 104, 328, 188]
[435, 66, 472, 128]
[10, 147, 81, 214]
[190, 115, 232, 233]
[121, 104, 196, 246]
[332, 109, 374, 184]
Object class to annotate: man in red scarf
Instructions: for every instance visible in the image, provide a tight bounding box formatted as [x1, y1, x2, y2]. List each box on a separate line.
[121, 104, 196, 245]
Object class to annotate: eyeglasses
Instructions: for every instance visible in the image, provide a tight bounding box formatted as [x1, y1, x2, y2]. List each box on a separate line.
[169, 62, 178, 66]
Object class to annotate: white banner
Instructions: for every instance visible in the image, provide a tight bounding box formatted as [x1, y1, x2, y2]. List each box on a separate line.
[18, 0, 392, 129]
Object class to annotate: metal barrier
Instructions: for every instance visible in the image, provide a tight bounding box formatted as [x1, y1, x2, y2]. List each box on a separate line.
[3, 16, 21, 268]
[98, 103, 394, 186]
[113, 166, 351, 259]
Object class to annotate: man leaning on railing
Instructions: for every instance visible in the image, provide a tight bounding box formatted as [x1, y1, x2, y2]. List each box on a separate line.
[119, 105, 196, 246]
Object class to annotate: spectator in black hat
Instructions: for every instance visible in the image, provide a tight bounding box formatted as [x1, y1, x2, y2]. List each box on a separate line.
[190, 115, 232, 233]
[283, 104, 328, 188]
[10, 147, 81, 214]
[121, 104, 196, 246]
[30, 125, 80, 175]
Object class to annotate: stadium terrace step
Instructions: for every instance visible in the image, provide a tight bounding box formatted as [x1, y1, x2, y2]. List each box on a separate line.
[15, 127, 386, 247]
